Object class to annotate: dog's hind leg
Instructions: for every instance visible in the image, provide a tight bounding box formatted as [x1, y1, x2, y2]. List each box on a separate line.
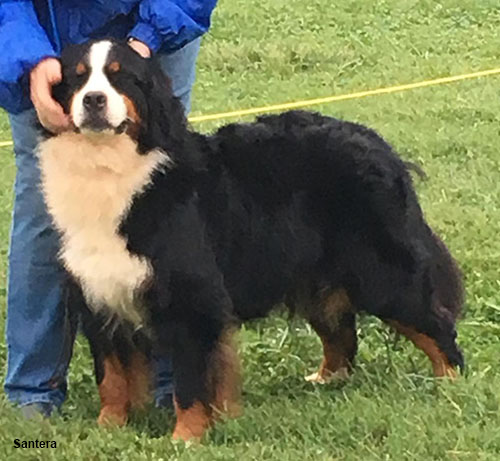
[386, 317, 462, 378]
[304, 289, 357, 384]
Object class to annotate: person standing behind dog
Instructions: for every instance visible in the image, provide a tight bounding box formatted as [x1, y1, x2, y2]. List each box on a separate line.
[0, 0, 217, 419]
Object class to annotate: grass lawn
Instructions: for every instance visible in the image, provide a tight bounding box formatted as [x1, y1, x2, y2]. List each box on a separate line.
[1, 0, 500, 459]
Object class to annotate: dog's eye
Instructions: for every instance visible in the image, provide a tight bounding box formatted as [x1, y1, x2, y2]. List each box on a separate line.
[107, 61, 120, 74]
[76, 62, 87, 76]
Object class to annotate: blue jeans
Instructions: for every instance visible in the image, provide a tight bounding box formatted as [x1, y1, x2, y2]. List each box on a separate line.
[4, 37, 201, 409]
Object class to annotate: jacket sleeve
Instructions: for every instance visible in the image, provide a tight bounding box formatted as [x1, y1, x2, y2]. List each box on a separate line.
[129, 0, 218, 53]
[0, 1, 57, 83]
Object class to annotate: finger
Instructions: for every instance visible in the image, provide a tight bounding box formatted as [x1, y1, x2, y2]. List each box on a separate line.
[38, 113, 70, 134]
[36, 99, 70, 132]
[47, 65, 63, 85]
[42, 99, 70, 125]
[38, 80, 70, 125]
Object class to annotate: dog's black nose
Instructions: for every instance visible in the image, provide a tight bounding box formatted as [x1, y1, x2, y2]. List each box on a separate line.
[83, 92, 107, 111]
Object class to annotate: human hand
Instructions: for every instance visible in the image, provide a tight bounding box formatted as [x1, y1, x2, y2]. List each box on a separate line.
[128, 39, 152, 58]
[30, 58, 70, 133]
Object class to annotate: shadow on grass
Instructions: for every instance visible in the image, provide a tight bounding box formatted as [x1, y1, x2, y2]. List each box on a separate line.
[127, 406, 176, 438]
[59, 387, 176, 438]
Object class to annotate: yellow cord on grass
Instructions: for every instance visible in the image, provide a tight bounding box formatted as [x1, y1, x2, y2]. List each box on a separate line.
[188, 67, 500, 123]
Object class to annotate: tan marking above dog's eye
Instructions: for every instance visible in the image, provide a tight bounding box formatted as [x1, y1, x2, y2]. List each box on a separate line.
[76, 62, 87, 75]
[108, 61, 120, 73]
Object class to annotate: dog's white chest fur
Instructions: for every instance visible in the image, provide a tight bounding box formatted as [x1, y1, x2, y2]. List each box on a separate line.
[38, 132, 166, 324]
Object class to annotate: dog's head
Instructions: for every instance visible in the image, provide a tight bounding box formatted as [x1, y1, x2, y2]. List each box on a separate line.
[53, 39, 187, 154]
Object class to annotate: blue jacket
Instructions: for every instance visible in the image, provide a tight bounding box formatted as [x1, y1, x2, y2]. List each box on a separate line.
[0, 0, 217, 114]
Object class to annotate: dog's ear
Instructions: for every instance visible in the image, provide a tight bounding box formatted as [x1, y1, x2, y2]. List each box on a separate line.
[137, 59, 205, 171]
[138, 60, 187, 153]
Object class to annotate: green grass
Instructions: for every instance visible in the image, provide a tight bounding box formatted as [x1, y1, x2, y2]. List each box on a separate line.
[1, 0, 500, 459]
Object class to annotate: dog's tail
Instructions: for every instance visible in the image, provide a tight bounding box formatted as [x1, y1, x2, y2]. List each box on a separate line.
[404, 161, 427, 180]
[427, 228, 464, 322]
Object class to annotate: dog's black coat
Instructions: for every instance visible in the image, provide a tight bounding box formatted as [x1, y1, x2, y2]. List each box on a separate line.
[51, 40, 463, 419]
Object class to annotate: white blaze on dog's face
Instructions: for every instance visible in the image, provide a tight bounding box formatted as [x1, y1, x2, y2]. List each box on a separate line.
[70, 41, 129, 132]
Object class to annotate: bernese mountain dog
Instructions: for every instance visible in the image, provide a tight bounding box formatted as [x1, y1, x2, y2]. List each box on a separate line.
[37, 39, 464, 441]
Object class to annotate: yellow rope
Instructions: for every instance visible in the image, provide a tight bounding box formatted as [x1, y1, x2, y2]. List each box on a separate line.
[189, 67, 500, 122]
[0, 66, 499, 148]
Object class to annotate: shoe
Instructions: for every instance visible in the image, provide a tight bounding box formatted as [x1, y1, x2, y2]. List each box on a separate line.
[20, 402, 54, 420]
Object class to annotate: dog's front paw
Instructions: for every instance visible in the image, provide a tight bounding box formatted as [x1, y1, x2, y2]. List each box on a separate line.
[172, 424, 204, 443]
[305, 366, 350, 384]
[97, 405, 128, 427]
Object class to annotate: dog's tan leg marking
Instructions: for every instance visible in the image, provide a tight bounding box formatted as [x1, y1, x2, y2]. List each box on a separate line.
[388, 321, 457, 378]
[208, 328, 242, 419]
[172, 329, 240, 442]
[305, 335, 351, 384]
[97, 355, 130, 426]
[172, 400, 212, 442]
[126, 352, 152, 410]
[306, 289, 355, 384]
